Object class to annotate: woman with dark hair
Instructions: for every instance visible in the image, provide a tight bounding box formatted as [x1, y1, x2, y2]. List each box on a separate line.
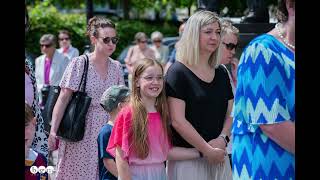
[232, 0, 295, 179]
[48, 16, 124, 179]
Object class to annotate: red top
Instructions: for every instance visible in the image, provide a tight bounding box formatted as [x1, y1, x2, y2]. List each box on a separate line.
[107, 105, 171, 165]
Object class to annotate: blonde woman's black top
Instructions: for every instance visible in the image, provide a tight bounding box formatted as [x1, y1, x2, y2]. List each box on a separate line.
[165, 61, 234, 148]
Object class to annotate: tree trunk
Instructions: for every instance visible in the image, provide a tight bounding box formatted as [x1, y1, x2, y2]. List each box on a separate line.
[123, 0, 130, 19]
[86, 0, 93, 24]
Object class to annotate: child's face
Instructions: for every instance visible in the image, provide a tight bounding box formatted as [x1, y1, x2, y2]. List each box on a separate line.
[137, 65, 163, 100]
[25, 118, 36, 151]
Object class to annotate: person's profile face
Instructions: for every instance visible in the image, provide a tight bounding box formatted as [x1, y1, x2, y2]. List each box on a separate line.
[221, 33, 238, 65]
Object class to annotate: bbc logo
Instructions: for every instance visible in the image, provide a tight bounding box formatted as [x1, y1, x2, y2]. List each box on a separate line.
[30, 166, 55, 174]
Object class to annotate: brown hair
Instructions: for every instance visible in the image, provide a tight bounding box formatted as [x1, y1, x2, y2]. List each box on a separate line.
[25, 103, 34, 127]
[58, 29, 71, 38]
[276, 0, 295, 22]
[86, 16, 115, 38]
[130, 58, 171, 159]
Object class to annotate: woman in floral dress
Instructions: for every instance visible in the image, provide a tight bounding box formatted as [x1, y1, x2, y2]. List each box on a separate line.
[48, 16, 124, 180]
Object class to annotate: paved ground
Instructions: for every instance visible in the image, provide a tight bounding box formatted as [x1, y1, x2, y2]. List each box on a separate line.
[48, 150, 58, 180]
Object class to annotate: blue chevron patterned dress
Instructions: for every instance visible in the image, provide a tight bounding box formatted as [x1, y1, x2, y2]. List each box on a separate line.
[232, 34, 295, 180]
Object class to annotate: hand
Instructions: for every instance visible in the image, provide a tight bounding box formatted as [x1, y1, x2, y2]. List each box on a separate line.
[48, 133, 58, 151]
[204, 147, 226, 164]
[208, 137, 226, 150]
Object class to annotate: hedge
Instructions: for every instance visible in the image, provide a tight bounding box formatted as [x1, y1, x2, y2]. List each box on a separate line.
[26, 2, 178, 60]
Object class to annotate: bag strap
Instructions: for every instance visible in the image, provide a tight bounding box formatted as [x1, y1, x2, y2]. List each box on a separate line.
[78, 54, 89, 92]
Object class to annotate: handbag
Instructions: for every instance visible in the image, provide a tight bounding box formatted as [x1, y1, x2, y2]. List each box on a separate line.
[56, 54, 92, 142]
[42, 85, 61, 134]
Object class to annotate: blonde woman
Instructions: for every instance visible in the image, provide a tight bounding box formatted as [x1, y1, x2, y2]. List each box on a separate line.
[165, 10, 233, 180]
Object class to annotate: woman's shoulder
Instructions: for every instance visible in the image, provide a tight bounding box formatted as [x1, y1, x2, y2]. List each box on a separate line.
[108, 57, 122, 68]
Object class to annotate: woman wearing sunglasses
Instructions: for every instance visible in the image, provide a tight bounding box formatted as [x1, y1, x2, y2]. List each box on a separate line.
[35, 34, 70, 108]
[219, 19, 240, 167]
[125, 32, 155, 89]
[48, 16, 125, 180]
[57, 29, 79, 60]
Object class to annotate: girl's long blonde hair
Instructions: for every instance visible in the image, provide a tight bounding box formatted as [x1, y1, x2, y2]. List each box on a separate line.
[130, 58, 171, 159]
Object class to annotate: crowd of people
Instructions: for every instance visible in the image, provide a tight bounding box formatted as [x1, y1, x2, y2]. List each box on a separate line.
[25, 0, 295, 179]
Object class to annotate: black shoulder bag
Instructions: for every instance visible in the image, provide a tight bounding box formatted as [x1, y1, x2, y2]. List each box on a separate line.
[56, 54, 92, 142]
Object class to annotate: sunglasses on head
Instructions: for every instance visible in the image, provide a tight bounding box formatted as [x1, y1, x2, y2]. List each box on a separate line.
[101, 36, 119, 45]
[40, 44, 52, 48]
[59, 37, 70, 41]
[223, 42, 238, 51]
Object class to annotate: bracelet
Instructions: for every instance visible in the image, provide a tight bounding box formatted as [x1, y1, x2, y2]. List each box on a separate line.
[219, 135, 228, 147]
[199, 151, 203, 158]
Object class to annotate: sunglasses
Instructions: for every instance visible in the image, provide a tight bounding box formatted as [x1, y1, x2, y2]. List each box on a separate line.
[59, 37, 70, 41]
[139, 40, 147, 43]
[223, 42, 238, 51]
[153, 40, 162, 43]
[101, 36, 119, 45]
[40, 44, 53, 48]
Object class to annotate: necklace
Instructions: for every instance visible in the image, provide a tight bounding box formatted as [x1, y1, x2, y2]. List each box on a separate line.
[275, 23, 295, 50]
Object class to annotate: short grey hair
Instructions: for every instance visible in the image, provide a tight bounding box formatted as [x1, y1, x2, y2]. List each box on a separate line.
[151, 31, 163, 40]
[220, 19, 239, 39]
[176, 10, 221, 68]
[39, 34, 56, 46]
[134, 32, 148, 44]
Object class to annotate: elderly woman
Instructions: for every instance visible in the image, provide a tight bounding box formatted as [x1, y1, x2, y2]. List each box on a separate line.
[150, 31, 169, 66]
[124, 32, 155, 89]
[232, 0, 295, 179]
[218, 19, 240, 166]
[35, 34, 70, 107]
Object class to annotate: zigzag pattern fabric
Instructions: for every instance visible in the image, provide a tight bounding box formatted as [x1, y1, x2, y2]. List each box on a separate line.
[232, 34, 295, 180]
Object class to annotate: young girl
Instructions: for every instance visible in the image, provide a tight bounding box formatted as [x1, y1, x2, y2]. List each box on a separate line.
[107, 58, 170, 180]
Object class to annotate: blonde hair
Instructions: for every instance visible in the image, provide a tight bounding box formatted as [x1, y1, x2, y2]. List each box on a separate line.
[130, 58, 170, 159]
[176, 10, 221, 68]
[220, 19, 239, 39]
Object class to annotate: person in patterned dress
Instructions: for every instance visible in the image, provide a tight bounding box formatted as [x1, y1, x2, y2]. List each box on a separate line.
[231, 0, 295, 179]
[25, 5, 48, 160]
[48, 16, 125, 180]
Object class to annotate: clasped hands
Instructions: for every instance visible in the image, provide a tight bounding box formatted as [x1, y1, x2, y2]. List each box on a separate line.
[203, 137, 227, 164]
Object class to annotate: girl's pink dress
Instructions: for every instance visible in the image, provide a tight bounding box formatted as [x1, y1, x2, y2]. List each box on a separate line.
[107, 105, 171, 180]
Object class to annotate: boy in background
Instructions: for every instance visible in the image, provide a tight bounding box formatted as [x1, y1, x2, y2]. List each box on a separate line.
[97, 85, 130, 180]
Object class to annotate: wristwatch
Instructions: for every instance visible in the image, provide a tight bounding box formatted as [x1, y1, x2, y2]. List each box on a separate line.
[219, 133, 230, 147]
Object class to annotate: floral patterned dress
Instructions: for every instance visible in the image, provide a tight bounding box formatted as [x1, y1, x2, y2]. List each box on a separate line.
[25, 57, 49, 159]
[55, 54, 125, 180]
